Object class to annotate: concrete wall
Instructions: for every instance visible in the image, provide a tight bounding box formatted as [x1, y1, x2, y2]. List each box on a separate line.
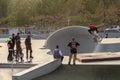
[0, 63, 36, 68]
[45, 26, 98, 55]
[12, 59, 61, 80]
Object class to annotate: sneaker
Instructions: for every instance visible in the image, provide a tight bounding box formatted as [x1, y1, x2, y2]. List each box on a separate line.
[68, 62, 71, 65]
[30, 56, 33, 59]
[21, 59, 24, 64]
[73, 63, 76, 65]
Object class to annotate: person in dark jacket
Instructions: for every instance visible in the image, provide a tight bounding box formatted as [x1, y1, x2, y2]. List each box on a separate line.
[68, 38, 80, 65]
[7, 37, 14, 62]
[15, 36, 24, 63]
[25, 35, 33, 61]
[11, 33, 16, 56]
[12, 33, 15, 49]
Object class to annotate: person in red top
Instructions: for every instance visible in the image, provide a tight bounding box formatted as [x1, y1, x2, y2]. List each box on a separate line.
[88, 24, 98, 34]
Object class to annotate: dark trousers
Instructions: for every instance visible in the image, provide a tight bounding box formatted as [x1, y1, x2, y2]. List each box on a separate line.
[61, 56, 64, 62]
[26, 48, 33, 60]
[16, 49, 23, 62]
[7, 50, 14, 62]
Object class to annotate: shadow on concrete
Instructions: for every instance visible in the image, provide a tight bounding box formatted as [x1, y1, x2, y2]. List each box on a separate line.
[33, 64, 120, 80]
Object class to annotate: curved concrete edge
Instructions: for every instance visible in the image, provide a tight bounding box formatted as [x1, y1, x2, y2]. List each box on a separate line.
[12, 59, 61, 80]
[45, 26, 97, 55]
[0, 63, 37, 68]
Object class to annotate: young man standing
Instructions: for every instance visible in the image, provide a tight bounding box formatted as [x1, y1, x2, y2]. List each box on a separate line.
[68, 38, 80, 65]
[25, 35, 33, 62]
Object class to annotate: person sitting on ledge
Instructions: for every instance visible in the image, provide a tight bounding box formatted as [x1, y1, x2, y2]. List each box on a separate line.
[53, 45, 64, 62]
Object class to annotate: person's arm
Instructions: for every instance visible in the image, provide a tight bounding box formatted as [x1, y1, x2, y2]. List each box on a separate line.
[68, 42, 71, 47]
[59, 50, 63, 56]
[75, 42, 80, 47]
[77, 42, 80, 46]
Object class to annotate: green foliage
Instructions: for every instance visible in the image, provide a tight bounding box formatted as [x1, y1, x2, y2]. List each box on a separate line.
[0, 0, 120, 30]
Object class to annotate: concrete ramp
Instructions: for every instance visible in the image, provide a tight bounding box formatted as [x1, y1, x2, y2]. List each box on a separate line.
[45, 26, 97, 55]
[13, 60, 61, 80]
[33, 65, 120, 80]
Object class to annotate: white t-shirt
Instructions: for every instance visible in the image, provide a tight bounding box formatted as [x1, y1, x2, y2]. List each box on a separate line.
[53, 49, 63, 56]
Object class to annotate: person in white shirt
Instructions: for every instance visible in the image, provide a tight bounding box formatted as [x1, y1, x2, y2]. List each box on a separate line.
[53, 45, 64, 62]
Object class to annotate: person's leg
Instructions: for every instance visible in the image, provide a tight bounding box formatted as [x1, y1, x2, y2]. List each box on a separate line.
[88, 29, 92, 34]
[12, 50, 15, 60]
[94, 28, 98, 33]
[13, 49, 15, 57]
[73, 53, 77, 65]
[7, 50, 12, 62]
[30, 48, 33, 58]
[26, 48, 28, 61]
[61, 56, 64, 62]
[68, 53, 72, 65]
[19, 49, 24, 62]
[15, 50, 19, 62]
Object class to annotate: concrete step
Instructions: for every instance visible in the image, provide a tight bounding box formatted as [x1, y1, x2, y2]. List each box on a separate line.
[77, 52, 120, 62]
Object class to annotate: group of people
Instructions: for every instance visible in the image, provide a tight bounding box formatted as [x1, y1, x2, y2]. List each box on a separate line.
[53, 38, 80, 65]
[7, 24, 97, 64]
[7, 33, 33, 63]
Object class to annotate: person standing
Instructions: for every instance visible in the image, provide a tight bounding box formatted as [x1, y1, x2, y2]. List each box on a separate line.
[11, 33, 16, 56]
[11, 33, 15, 49]
[67, 38, 80, 65]
[16, 38, 23, 62]
[15, 33, 24, 63]
[53, 45, 64, 62]
[7, 37, 14, 62]
[25, 35, 33, 62]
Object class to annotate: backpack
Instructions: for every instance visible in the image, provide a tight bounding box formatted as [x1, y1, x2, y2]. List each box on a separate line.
[53, 50, 61, 58]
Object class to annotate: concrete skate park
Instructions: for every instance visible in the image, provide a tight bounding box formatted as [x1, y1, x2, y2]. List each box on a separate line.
[0, 26, 120, 80]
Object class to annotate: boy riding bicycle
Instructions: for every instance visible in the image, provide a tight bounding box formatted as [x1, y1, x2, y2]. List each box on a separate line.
[88, 24, 102, 42]
[88, 24, 98, 34]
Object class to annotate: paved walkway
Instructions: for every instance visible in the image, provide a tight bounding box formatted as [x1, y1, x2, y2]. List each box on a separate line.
[0, 38, 120, 80]
[0, 39, 53, 64]
[0, 39, 53, 80]
[0, 38, 120, 65]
